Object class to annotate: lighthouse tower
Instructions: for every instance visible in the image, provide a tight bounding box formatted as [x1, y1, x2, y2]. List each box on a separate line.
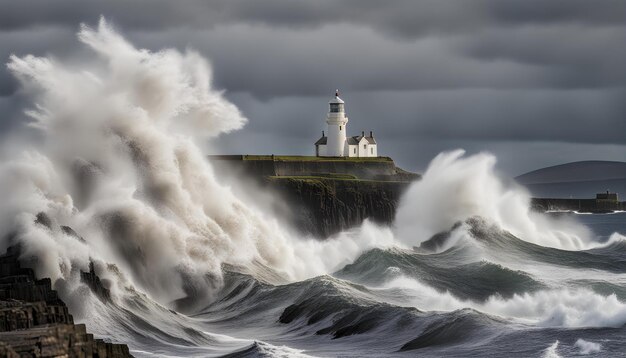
[325, 90, 348, 156]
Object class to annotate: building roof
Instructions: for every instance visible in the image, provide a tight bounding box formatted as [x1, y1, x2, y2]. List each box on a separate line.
[347, 135, 376, 145]
[329, 89, 345, 104]
[315, 134, 376, 146]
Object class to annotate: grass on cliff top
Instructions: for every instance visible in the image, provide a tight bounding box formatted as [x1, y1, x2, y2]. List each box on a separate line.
[267, 175, 409, 184]
[243, 155, 393, 162]
[270, 173, 358, 180]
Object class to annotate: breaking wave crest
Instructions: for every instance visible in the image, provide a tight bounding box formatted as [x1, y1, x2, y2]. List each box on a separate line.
[2, 18, 394, 312]
[395, 150, 594, 250]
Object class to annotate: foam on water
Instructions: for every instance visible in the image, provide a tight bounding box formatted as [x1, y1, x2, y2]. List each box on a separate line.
[543, 341, 562, 358]
[382, 275, 626, 328]
[574, 339, 602, 355]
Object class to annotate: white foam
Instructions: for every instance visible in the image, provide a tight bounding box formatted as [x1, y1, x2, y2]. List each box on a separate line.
[382, 275, 626, 328]
[255, 341, 318, 358]
[542, 341, 562, 358]
[574, 339, 602, 355]
[395, 150, 595, 251]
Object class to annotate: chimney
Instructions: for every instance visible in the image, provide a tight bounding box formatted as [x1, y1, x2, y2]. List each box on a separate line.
[370, 131, 373, 137]
[322, 130, 325, 137]
[361, 131, 365, 137]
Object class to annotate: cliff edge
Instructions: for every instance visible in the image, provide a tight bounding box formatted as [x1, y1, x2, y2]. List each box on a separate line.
[209, 155, 420, 237]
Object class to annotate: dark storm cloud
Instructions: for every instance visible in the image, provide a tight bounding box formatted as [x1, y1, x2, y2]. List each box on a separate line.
[128, 21, 626, 97]
[1, 0, 625, 34]
[128, 24, 547, 96]
[1, 0, 625, 96]
[0, 0, 625, 175]
[455, 25, 626, 86]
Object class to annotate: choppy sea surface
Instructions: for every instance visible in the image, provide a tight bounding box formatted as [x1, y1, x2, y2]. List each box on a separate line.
[564, 211, 626, 242]
[80, 212, 626, 358]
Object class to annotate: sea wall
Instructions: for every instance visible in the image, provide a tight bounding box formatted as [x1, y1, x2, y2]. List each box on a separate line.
[531, 198, 625, 213]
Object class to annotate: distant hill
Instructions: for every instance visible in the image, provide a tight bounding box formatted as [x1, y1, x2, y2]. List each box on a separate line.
[515, 160, 626, 199]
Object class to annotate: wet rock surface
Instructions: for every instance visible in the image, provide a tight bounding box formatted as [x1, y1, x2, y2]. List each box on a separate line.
[0, 245, 131, 357]
[268, 177, 413, 237]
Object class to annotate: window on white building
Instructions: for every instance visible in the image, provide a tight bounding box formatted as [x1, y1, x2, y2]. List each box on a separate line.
[370, 147, 373, 154]
[353, 148, 356, 154]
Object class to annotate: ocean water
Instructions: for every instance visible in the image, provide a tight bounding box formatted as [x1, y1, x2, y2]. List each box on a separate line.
[2, 19, 625, 358]
[561, 212, 626, 242]
[78, 212, 626, 358]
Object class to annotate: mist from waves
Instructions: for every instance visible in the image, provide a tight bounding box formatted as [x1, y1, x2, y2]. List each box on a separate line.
[394, 149, 624, 251]
[1, 17, 395, 313]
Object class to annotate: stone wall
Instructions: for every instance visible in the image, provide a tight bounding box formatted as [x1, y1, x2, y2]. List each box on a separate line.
[530, 198, 625, 213]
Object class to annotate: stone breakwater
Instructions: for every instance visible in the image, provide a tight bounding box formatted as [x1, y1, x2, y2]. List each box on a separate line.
[530, 198, 626, 213]
[0, 245, 131, 357]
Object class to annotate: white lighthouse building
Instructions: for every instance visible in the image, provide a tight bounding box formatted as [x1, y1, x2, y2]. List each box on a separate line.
[315, 90, 378, 157]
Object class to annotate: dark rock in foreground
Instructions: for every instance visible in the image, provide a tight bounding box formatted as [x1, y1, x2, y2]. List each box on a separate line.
[0, 245, 132, 357]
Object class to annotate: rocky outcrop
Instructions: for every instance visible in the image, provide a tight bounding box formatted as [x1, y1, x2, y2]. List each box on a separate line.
[0, 245, 131, 357]
[267, 177, 412, 237]
[208, 155, 420, 237]
[81, 262, 112, 303]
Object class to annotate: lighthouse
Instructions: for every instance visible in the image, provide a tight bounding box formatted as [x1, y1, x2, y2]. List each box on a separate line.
[315, 90, 378, 157]
[324, 90, 348, 156]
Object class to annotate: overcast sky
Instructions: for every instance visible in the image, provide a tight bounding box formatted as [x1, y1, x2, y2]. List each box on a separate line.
[1, 0, 625, 175]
